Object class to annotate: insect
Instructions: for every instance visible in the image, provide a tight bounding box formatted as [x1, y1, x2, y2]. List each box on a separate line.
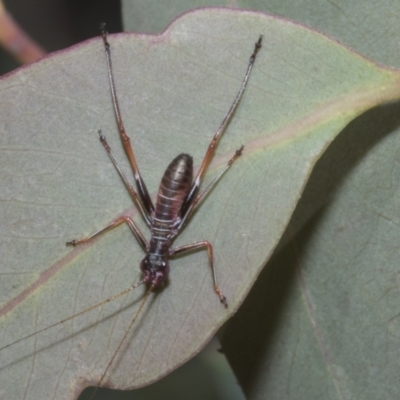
[1, 25, 262, 398]
[67, 25, 261, 308]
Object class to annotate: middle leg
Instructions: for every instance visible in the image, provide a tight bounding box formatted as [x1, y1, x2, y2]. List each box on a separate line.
[177, 145, 243, 230]
[98, 130, 152, 226]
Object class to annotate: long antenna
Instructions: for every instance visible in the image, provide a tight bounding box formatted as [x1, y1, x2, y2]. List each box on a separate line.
[0, 279, 146, 352]
[89, 284, 155, 400]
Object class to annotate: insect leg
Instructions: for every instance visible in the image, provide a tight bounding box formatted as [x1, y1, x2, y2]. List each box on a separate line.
[98, 130, 151, 226]
[184, 35, 262, 208]
[177, 145, 244, 231]
[100, 23, 154, 215]
[67, 215, 148, 251]
[170, 241, 227, 306]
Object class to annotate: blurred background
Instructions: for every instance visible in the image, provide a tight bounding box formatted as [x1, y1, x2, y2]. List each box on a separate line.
[0, 1, 245, 399]
[0, 0, 122, 75]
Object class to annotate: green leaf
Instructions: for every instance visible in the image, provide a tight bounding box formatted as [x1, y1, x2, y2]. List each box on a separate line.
[217, 2, 400, 400]
[122, 0, 400, 69]
[122, 0, 227, 33]
[222, 102, 400, 400]
[0, 9, 399, 400]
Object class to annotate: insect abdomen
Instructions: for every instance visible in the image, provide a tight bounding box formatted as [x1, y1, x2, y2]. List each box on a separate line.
[154, 153, 193, 225]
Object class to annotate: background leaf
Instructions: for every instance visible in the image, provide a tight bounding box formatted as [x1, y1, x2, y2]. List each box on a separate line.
[136, 2, 400, 400]
[1, 7, 400, 400]
[122, 0, 400, 69]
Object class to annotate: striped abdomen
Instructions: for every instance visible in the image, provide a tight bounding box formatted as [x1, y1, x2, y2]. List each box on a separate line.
[153, 153, 193, 234]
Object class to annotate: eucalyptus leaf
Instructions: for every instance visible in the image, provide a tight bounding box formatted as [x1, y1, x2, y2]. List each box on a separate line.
[0, 9, 399, 400]
[122, 0, 400, 67]
[222, 101, 400, 400]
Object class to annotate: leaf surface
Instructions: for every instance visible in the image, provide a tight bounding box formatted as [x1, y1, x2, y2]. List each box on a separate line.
[0, 9, 399, 400]
[214, 2, 400, 400]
